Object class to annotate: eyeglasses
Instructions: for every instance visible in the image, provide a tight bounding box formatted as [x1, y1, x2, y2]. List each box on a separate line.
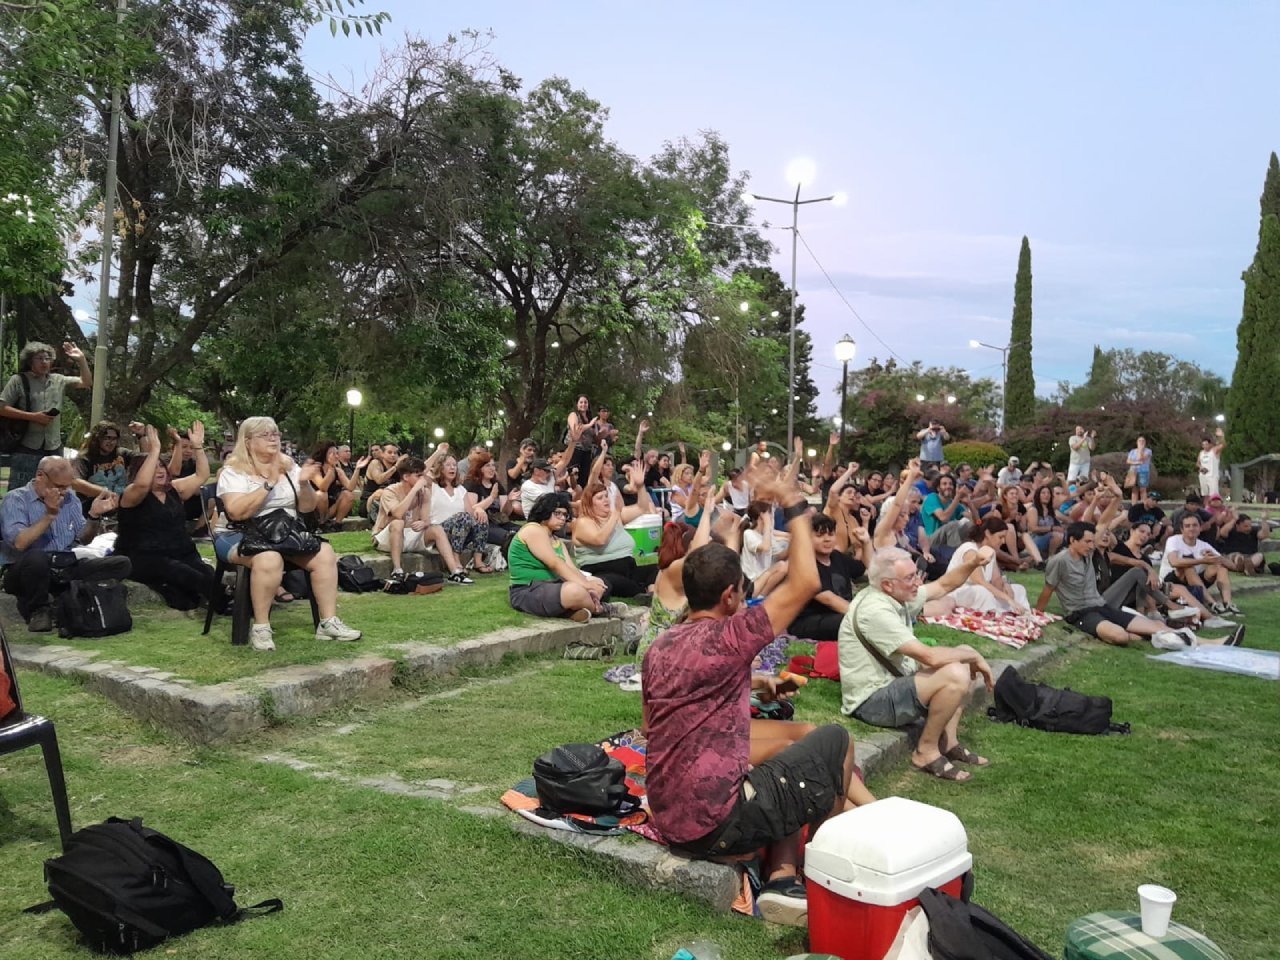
[888, 571, 924, 587]
[551, 510, 570, 519]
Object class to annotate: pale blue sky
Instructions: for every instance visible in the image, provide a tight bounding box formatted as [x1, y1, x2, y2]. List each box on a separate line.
[303, 1, 1276, 413]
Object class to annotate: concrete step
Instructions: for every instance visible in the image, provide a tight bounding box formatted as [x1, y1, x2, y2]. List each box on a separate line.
[339, 517, 370, 532]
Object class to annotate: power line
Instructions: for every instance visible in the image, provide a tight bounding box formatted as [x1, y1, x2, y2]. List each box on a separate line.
[794, 228, 907, 365]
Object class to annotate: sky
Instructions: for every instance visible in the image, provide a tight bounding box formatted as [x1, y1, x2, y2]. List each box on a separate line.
[301, 1, 1278, 415]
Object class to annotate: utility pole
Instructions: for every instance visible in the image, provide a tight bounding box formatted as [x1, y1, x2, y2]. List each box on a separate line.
[90, 0, 128, 425]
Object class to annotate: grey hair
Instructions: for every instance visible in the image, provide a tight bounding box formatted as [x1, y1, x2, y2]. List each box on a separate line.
[867, 546, 913, 589]
[19, 341, 55, 372]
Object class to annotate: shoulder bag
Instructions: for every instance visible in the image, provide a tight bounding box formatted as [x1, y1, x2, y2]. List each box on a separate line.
[0, 373, 32, 453]
[236, 473, 323, 557]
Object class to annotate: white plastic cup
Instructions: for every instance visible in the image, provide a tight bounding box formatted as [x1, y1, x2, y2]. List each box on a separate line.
[1138, 883, 1177, 938]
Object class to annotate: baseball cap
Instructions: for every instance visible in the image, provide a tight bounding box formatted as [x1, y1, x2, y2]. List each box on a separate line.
[530, 458, 552, 471]
[1009, 456, 1020, 465]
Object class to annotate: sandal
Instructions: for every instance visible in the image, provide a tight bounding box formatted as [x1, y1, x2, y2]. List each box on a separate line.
[912, 755, 972, 782]
[943, 744, 990, 767]
[274, 591, 296, 604]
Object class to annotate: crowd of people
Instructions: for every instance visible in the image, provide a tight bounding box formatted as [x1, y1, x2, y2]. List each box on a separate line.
[0, 348, 1269, 925]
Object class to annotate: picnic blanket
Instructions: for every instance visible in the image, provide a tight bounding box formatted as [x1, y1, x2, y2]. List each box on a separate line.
[1148, 645, 1280, 680]
[919, 607, 1059, 649]
[501, 729, 757, 916]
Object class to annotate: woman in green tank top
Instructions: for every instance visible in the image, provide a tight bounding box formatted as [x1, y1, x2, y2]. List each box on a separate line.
[509, 493, 611, 622]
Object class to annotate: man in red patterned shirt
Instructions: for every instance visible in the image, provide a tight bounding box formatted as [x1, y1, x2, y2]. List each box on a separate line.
[643, 478, 876, 926]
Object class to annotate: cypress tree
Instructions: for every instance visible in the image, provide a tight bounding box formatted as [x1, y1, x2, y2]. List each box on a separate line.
[1226, 155, 1280, 468]
[1004, 236, 1035, 430]
[1225, 212, 1280, 465]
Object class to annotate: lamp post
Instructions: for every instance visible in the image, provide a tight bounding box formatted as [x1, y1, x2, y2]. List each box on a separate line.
[743, 159, 847, 452]
[834, 334, 857, 452]
[345, 388, 362, 450]
[968, 339, 1019, 434]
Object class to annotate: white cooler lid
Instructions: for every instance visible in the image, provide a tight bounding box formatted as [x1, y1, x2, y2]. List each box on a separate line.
[625, 514, 663, 529]
[804, 797, 971, 905]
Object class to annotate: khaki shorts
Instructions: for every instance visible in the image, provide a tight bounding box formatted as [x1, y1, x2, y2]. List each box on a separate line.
[374, 523, 431, 554]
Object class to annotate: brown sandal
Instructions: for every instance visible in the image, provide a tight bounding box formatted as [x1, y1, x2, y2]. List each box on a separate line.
[912, 755, 972, 782]
[944, 744, 990, 767]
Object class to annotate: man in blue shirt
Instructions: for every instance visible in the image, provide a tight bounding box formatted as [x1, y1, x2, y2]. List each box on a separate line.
[915, 419, 949, 467]
[1, 456, 128, 631]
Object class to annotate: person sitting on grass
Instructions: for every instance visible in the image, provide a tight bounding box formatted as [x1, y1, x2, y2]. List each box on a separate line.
[945, 516, 1032, 614]
[788, 513, 869, 642]
[430, 451, 493, 574]
[572, 480, 659, 598]
[115, 423, 215, 611]
[1109, 522, 1215, 626]
[740, 500, 791, 600]
[838, 545, 999, 783]
[644, 477, 876, 926]
[74, 420, 131, 512]
[1219, 513, 1269, 576]
[306, 441, 357, 532]
[1037, 521, 1242, 649]
[1159, 513, 1241, 617]
[215, 416, 361, 651]
[372, 455, 474, 585]
[508, 493, 621, 623]
[0, 456, 125, 632]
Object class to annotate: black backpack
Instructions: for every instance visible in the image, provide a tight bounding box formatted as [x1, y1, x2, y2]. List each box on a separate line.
[56, 580, 132, 639]
[0, 372, 32, 453]
[533, 743, 640, 817]
[987, 668, 1129, 735]
[917, 877, 1054, 960]
[26, 817, 281, 954]
[336, 555, 383, 593]
[383, 570, 444, 594]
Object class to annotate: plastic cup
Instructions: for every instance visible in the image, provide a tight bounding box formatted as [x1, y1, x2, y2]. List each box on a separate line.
[1138, 883, 1177, 937]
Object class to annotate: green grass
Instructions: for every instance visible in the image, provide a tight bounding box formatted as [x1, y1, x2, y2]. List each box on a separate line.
[9, 576, 537, 685]
[0, 671, 806, 960]
[3, 574, 1276, 959]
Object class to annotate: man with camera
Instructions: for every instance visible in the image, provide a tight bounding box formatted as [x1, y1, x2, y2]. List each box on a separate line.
[0, 456, 127, 631]
[1, 341, 93, 492]
[1066, 425, 1096, 482]
[915, 419, 949, 468]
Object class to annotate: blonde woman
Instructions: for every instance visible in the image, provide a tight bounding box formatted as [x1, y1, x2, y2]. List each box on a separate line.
[214, 417, 360, 651]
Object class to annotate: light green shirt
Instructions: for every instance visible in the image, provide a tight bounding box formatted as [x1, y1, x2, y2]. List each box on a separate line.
[838, 584, 926, 715]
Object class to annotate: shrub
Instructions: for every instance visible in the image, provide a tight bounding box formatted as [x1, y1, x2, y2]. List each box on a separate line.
[943, 440, 1009, 470]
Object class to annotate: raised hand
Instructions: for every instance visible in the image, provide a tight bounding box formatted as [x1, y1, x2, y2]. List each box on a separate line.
[89, 491, 117, 517]
[189, 421, 205, 447]
[828, 430, 839, 446]
[639, 419, 650, 434]
[143, 424, 160, 450]
[699, 449, 712, 470]
[167, 426, 181, 442]
[356, 455, 372, 470]
[299, 461, 321, 485]
[62, 341, 83, 360]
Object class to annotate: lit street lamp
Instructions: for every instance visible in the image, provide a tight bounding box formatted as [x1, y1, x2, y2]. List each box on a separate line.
[834, 334, 857, 451]
[743, 158, 846, 451]
[345, 388, 362, 450]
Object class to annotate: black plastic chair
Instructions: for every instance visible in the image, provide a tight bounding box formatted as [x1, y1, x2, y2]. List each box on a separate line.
[0, 624, 74, 849]
[203, 550, 321, 646]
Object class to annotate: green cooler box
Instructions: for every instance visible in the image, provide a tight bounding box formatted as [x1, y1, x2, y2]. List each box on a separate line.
[626, 514, 662, 560]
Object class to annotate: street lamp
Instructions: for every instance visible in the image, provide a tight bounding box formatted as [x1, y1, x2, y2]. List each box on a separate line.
[969, 339, 1027, 434]
[345, 388, 362, 450]
[744, 159, 845, 452]
[834, 334, 857, 451]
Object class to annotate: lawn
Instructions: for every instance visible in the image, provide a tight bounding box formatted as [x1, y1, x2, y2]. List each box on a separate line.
[2, 577, 1276, 959]
[9, 576, 539, 685]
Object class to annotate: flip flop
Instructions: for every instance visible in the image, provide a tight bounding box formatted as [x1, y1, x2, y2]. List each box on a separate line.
[943, 744, 990, 767]
[913, 755, 972, 782]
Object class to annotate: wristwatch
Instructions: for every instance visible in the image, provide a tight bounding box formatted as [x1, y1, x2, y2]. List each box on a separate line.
[262, 482, 274, 492]
[781, 500, 810, 524]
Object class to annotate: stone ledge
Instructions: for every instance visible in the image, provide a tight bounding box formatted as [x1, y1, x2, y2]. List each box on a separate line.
[8, 608, 646, 745]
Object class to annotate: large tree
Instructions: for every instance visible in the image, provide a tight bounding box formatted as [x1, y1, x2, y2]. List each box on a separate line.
[1226, 152, 1280, 470]
[1004, 235, 1035, 430]
[1062, 347, 1226, 417]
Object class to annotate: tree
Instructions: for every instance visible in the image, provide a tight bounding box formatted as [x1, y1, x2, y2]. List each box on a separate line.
[1226, 221, 1280, 468]
[1063, 348, 1225, 417]
[1004, 235, 1035, 430]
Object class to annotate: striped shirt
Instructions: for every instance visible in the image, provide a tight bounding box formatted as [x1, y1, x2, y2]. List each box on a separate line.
[0, 483, 86, 566]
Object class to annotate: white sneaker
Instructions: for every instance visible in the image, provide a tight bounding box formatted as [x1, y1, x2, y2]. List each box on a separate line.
[1166, 606, 1199, 622]
[315, 616, 361, 642]
[249, 623, 275, 652]
[1152, 630, 1192, 651]
[1201, 615, 1236, 629]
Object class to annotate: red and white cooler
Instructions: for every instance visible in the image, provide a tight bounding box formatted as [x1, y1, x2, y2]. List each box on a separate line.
[804, 797, 972, 960]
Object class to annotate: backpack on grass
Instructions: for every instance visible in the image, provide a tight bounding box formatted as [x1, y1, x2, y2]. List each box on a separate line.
[917, 874, 1054, 960]
[56, 580, 132, 639]
[383, 571, 444, 595]
[987, 667, 1129, 735]
[26, 817, 281, 955]
[533, 743, 640, 817]
[336, 555, 383, 593]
